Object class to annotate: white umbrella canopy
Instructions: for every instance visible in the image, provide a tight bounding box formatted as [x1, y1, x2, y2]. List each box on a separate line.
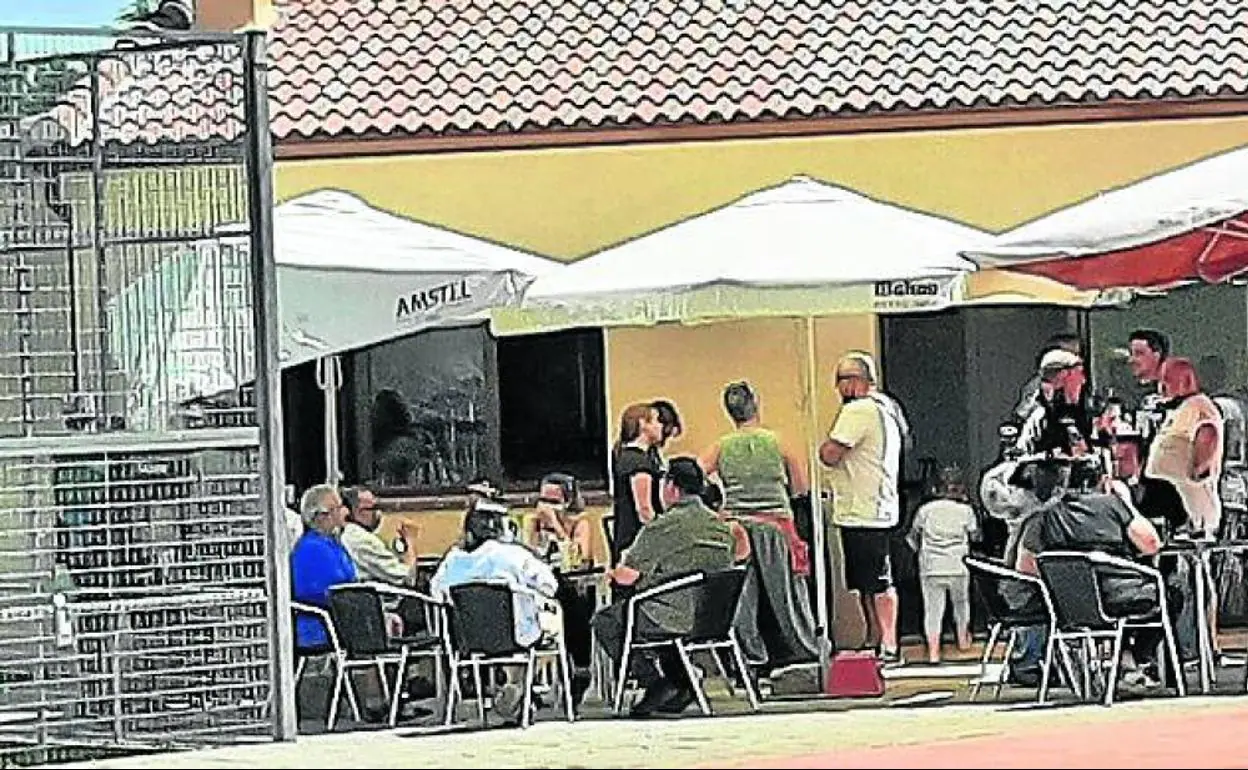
[493, 176, 984, 335]
[107, 191, 563, 420]
[277, 190, 562, 367]
[107, 242, 252, 431]
[965, 145, 1248, 289]
[275, 189, 559, 277]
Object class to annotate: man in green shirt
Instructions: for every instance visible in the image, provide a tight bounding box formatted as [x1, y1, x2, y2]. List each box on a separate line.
[593, 457, 751, 716]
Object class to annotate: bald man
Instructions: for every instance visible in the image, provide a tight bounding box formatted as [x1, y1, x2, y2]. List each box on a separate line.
[819, 352, 910, 667]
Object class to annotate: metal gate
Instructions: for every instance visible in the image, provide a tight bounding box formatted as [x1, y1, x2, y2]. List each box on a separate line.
[0, 27, 287, 765]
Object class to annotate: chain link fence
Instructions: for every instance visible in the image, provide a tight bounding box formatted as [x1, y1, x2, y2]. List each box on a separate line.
[0, 27, 280, 766]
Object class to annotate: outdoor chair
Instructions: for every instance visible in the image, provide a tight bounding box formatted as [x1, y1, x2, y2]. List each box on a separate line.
[612, 566, 758, 716]
[1036, 550, 1185, 706]
[964, 555, 1078, 701]
[442, 581, 575, 729]
[292, 582, 442, 731]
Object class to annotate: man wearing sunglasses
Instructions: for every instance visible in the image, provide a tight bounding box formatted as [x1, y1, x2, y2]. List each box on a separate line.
[341, 486, 421, 586]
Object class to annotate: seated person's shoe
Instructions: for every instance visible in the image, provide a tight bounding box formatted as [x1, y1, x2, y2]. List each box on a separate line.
[491, 683, 525, 725]
[629, 680, 678, 718]
[1007, 665, 1063, 688]
[1007, 666, 1041, 688]
[1121, 666, 1163, 690]
[570, 669, 592, 708]
[405, 676, 437, 701]
[654, 685, 697, 714]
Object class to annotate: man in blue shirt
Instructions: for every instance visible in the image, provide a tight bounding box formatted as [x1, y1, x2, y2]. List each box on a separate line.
[292, 484, 406, 722]
[290, 484, 355, 650]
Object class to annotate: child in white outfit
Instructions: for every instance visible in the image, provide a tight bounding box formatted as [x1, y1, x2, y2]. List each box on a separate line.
[907, 468, 979, 664]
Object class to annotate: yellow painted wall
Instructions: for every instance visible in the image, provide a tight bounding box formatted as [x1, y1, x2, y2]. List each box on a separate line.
[276, 116, 1248, 448]
[276, 116, 1248, 262]
[275, 113, 1248, 477]
[605, 316, 878, 467]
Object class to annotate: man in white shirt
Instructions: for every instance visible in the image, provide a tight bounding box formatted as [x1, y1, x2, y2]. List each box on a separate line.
[340, 487, 420, 586]
[430, 500, 560, 723]
[819, 352, 909, 666]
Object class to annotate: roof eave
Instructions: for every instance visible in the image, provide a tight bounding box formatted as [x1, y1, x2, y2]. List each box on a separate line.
[273, 95, 1248, 161]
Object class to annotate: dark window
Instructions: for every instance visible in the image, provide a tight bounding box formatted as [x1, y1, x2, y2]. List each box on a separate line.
[281, 360, 325, 493]
[312, 325, 607, 496]
[497, 328, 606, 485]
[346, 324, 499, 495]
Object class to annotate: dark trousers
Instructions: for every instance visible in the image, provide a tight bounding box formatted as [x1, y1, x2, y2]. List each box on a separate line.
[1126, 555, 1193, 667]
[591, 603, 690, 690]
[1013, 625, 1046, 672]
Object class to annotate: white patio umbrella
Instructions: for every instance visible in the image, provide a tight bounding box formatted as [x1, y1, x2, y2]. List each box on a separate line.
[277, 191, 561, 483]
[965, 144, 1248, 290]
[493, 175, 987, 683]
[495, 176, 976, 332]
[110, 190, 561, 482]
[108, 241, 252, 432]
[276, 190, 559, 369]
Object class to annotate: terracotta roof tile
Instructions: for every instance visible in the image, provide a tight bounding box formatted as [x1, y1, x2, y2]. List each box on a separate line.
[16, 40, 249, 151]
[264, 0, 1248, 142]
[22, 0, 1248, 148]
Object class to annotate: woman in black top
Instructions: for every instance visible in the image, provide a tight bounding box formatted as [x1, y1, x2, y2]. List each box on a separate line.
[648, 399, 684, 471]
[610, 402, 665, 564]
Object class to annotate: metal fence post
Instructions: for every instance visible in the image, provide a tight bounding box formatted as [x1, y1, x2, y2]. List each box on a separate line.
[242, 29, 297, 742]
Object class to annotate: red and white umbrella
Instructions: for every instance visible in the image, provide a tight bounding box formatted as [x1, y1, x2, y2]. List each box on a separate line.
[966, 145, 1248, 290]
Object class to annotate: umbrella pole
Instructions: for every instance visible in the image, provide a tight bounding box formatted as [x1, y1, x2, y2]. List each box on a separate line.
[804, 316, 832, 689]
[317, 354, 342, 485]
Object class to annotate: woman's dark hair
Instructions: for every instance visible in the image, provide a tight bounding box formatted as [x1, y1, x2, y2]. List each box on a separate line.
[651, 399, 683, 439]
[539, 472, 584, 513]
[462, 498, 510, 551]
[723, 381, 759, 424]
[615, 402, 656, 451]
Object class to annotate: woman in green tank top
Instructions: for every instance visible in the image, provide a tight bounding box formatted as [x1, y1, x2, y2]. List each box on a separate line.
[700, 381, 811, 574]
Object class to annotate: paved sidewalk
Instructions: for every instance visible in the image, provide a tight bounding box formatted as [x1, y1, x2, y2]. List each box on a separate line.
[737, 701, 1248, 769]
[63, 697, 1248, 769]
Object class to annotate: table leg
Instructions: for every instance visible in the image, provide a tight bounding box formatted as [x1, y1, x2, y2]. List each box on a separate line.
[1194, 552, 1213, 694]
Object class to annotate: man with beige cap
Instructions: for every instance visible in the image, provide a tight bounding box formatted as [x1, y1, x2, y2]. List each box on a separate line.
[819, 352, 910, 667]
[1015, 348, 1093, 457]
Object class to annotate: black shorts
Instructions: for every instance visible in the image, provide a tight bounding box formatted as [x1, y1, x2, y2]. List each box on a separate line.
[1137, 477, 1188, 532]
[840, 527, 894, 595]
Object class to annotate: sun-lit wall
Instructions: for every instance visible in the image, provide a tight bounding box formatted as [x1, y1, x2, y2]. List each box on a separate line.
[278, 114, 1248, 645]
[276, 115, 1248, 261]
[277, 113, 1248, 469]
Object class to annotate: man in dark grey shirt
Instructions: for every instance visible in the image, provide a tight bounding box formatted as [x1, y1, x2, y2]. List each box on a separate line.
[1015, 478, 1169, 683]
